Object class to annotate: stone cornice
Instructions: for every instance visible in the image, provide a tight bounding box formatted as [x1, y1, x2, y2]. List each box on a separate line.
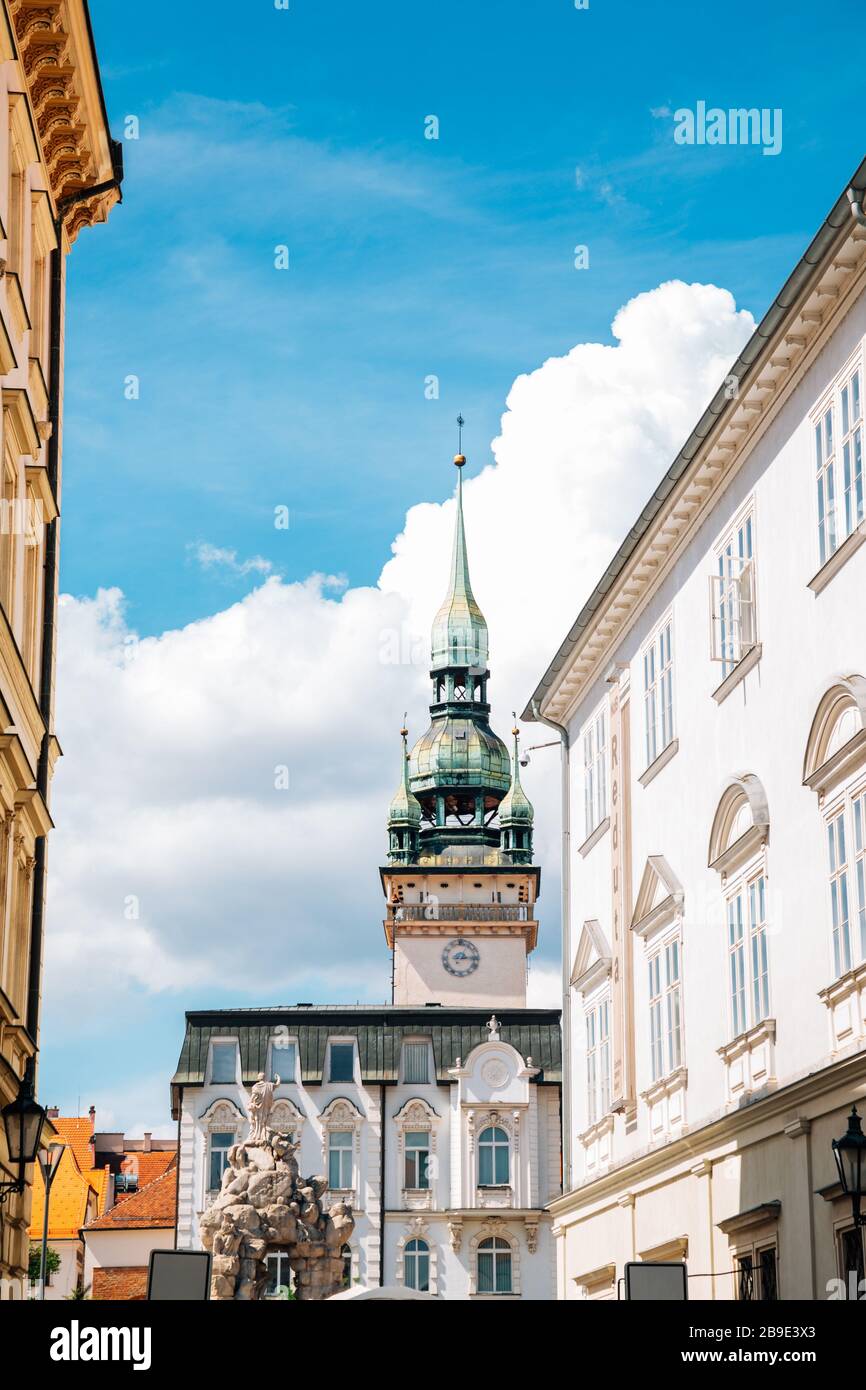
[536, 212, 866, 727]
[7, 1, 120, 243]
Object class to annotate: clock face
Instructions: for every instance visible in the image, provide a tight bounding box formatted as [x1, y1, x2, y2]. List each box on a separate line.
[442, 937, 480, 978]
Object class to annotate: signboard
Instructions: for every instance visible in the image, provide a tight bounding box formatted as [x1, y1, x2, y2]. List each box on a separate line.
[624, 1261, 689, 1301]
[147, 1249, 212, 1301]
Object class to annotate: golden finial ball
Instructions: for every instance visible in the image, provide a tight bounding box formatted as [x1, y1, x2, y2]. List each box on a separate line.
[453, 454, 466, 467]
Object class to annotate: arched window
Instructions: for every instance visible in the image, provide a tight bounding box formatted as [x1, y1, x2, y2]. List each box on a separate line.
[404, 1238, 430, 1291]
[477, 1236, 512, 1294]
[804, 677, 866, 980]
[708, 776, 771, 1041]
[478, 1125, 509, 1187]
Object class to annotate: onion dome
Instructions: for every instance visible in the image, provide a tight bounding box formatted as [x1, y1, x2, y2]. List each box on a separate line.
[499, 726, 534, 864]
[387, 726, 422, 864]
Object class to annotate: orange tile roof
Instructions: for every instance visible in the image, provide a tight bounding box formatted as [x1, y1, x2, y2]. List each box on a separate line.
[85, 1167, 177, 1232]
[28, 1147, 100, 1241]
[92, 1266, 148, 1301]
[51, 1117, 95, 1173]
[114, 1150, 177, 1200]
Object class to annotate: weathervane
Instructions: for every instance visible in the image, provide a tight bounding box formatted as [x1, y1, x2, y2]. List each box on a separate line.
[455, 413, 466, 467]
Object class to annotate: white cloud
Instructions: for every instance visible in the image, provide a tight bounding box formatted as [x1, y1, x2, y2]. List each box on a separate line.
[47, 280, 754, 1050]
[189, 542, 274, 578]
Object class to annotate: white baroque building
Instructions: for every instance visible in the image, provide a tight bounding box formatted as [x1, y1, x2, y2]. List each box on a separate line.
[171, 1007, 561, 1299]
[525, 159, 866, 1301]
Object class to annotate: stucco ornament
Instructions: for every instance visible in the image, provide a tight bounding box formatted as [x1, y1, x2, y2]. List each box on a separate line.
[200, 1129, 355, 1302]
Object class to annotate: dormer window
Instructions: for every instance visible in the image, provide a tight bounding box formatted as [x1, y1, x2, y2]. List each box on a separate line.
[269, 1035, 296, 1082]
[402, 1040, 431, 1085]
[329, 1042, 355, 1084]
[210, 1040, 239, 1085]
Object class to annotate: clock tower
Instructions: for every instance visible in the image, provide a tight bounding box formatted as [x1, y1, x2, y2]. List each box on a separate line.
[382, 441, 541, 1007]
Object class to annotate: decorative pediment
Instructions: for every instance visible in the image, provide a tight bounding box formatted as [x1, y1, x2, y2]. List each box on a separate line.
[632, 856, 684, 938]
[200, 1098, 243, 1129]
[320, 1097, 364, 1128]
[708, 774, 769, 875]
[803, 675, 866, 795]
[270, 1098, 305, 1136]
[570, 919, 612, 994]
[393, 1097, 440, 1130]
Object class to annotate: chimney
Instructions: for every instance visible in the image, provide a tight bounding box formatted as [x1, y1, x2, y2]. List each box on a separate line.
[143, 1133, 152, 1153]
[88, 1105, 96, 1129]
[47, 1106, 59, 1119]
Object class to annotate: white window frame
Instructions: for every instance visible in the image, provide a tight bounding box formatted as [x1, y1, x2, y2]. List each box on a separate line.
[648, 933, 683, 1083]
[582, 702, 608, 839]
[477, 1124, 510, 1188]
[710, 503, 757, 678]
[824, 775, 866, 980]
[812, 346, 865, 570]
[475, 1235, 514, 1296]
[585, 994, 611, 1126]
[725, 866, 771, 1041]
[642, 612, 675, 770]
[208, 1038, 240, 1086]
[404, 1131, 431, 1190]
[401, 1038, 432, 1085]
[268, 1035, 297, 1084]
[327, 1130, 354, 1191]
[327, 1038, 357, 1085]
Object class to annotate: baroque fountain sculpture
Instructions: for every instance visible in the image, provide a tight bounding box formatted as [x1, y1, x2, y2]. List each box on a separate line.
[199, 1072, 355, 1301]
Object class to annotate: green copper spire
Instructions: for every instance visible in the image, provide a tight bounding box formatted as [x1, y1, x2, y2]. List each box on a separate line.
[387, 723, 422, 864]
[499, 723, 534, 864]
[430, 453, 489, 673]
[395, 425, 511, 863]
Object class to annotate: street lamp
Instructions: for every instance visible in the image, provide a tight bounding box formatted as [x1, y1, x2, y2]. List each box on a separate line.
[0, 1059, 47, 1204]
[37, 1143, 66, 1300]
[832, 1104, 866, 1228]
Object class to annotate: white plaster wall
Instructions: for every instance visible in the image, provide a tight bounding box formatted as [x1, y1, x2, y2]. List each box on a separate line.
[565, 285, 866, 1169]
[84, 1228, 169, 1285]
[395, 935, 528, 1007]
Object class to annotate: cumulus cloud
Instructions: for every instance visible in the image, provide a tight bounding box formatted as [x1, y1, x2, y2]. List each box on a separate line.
[47, 281, 754, 1036]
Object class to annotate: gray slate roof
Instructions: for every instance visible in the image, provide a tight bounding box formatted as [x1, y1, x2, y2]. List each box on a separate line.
[171, 1005, 561, 1107]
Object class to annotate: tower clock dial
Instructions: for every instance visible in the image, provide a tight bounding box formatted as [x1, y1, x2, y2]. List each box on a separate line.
[442, 937, 480, 977]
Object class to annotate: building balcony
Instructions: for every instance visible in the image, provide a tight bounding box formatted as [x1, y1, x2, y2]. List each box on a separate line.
[388, 903, 532, 923]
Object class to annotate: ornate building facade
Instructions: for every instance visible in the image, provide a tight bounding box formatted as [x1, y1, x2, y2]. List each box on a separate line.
[0, 0, 120, 1298]
[526, 158, 866, 1300]
[172, 452, 562, 1298]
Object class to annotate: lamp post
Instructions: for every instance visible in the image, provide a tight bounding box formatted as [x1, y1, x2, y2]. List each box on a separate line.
[832, 1104, 866, 1229]
[0, 1059, 47, 1204]
[37, 1143, 65, 1300]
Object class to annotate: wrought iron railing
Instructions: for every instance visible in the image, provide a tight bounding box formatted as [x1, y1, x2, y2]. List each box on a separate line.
[388, 903, 531, 922]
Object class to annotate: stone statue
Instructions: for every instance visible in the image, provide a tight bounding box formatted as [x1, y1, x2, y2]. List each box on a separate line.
[247, 1071, 280, 1144]
[199, 1131, 354, 1302]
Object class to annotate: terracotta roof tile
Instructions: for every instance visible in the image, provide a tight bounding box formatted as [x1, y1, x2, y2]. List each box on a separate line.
[50, 1117, 95, 1172]
[28, 1148, 100, 1242]
[92, 1267, 148, 1301]
[85, 1167, 177, 1231]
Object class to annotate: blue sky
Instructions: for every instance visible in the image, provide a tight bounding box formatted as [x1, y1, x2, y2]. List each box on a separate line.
[64, 0, 865, 635]
[38, 0, 866, 1132]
